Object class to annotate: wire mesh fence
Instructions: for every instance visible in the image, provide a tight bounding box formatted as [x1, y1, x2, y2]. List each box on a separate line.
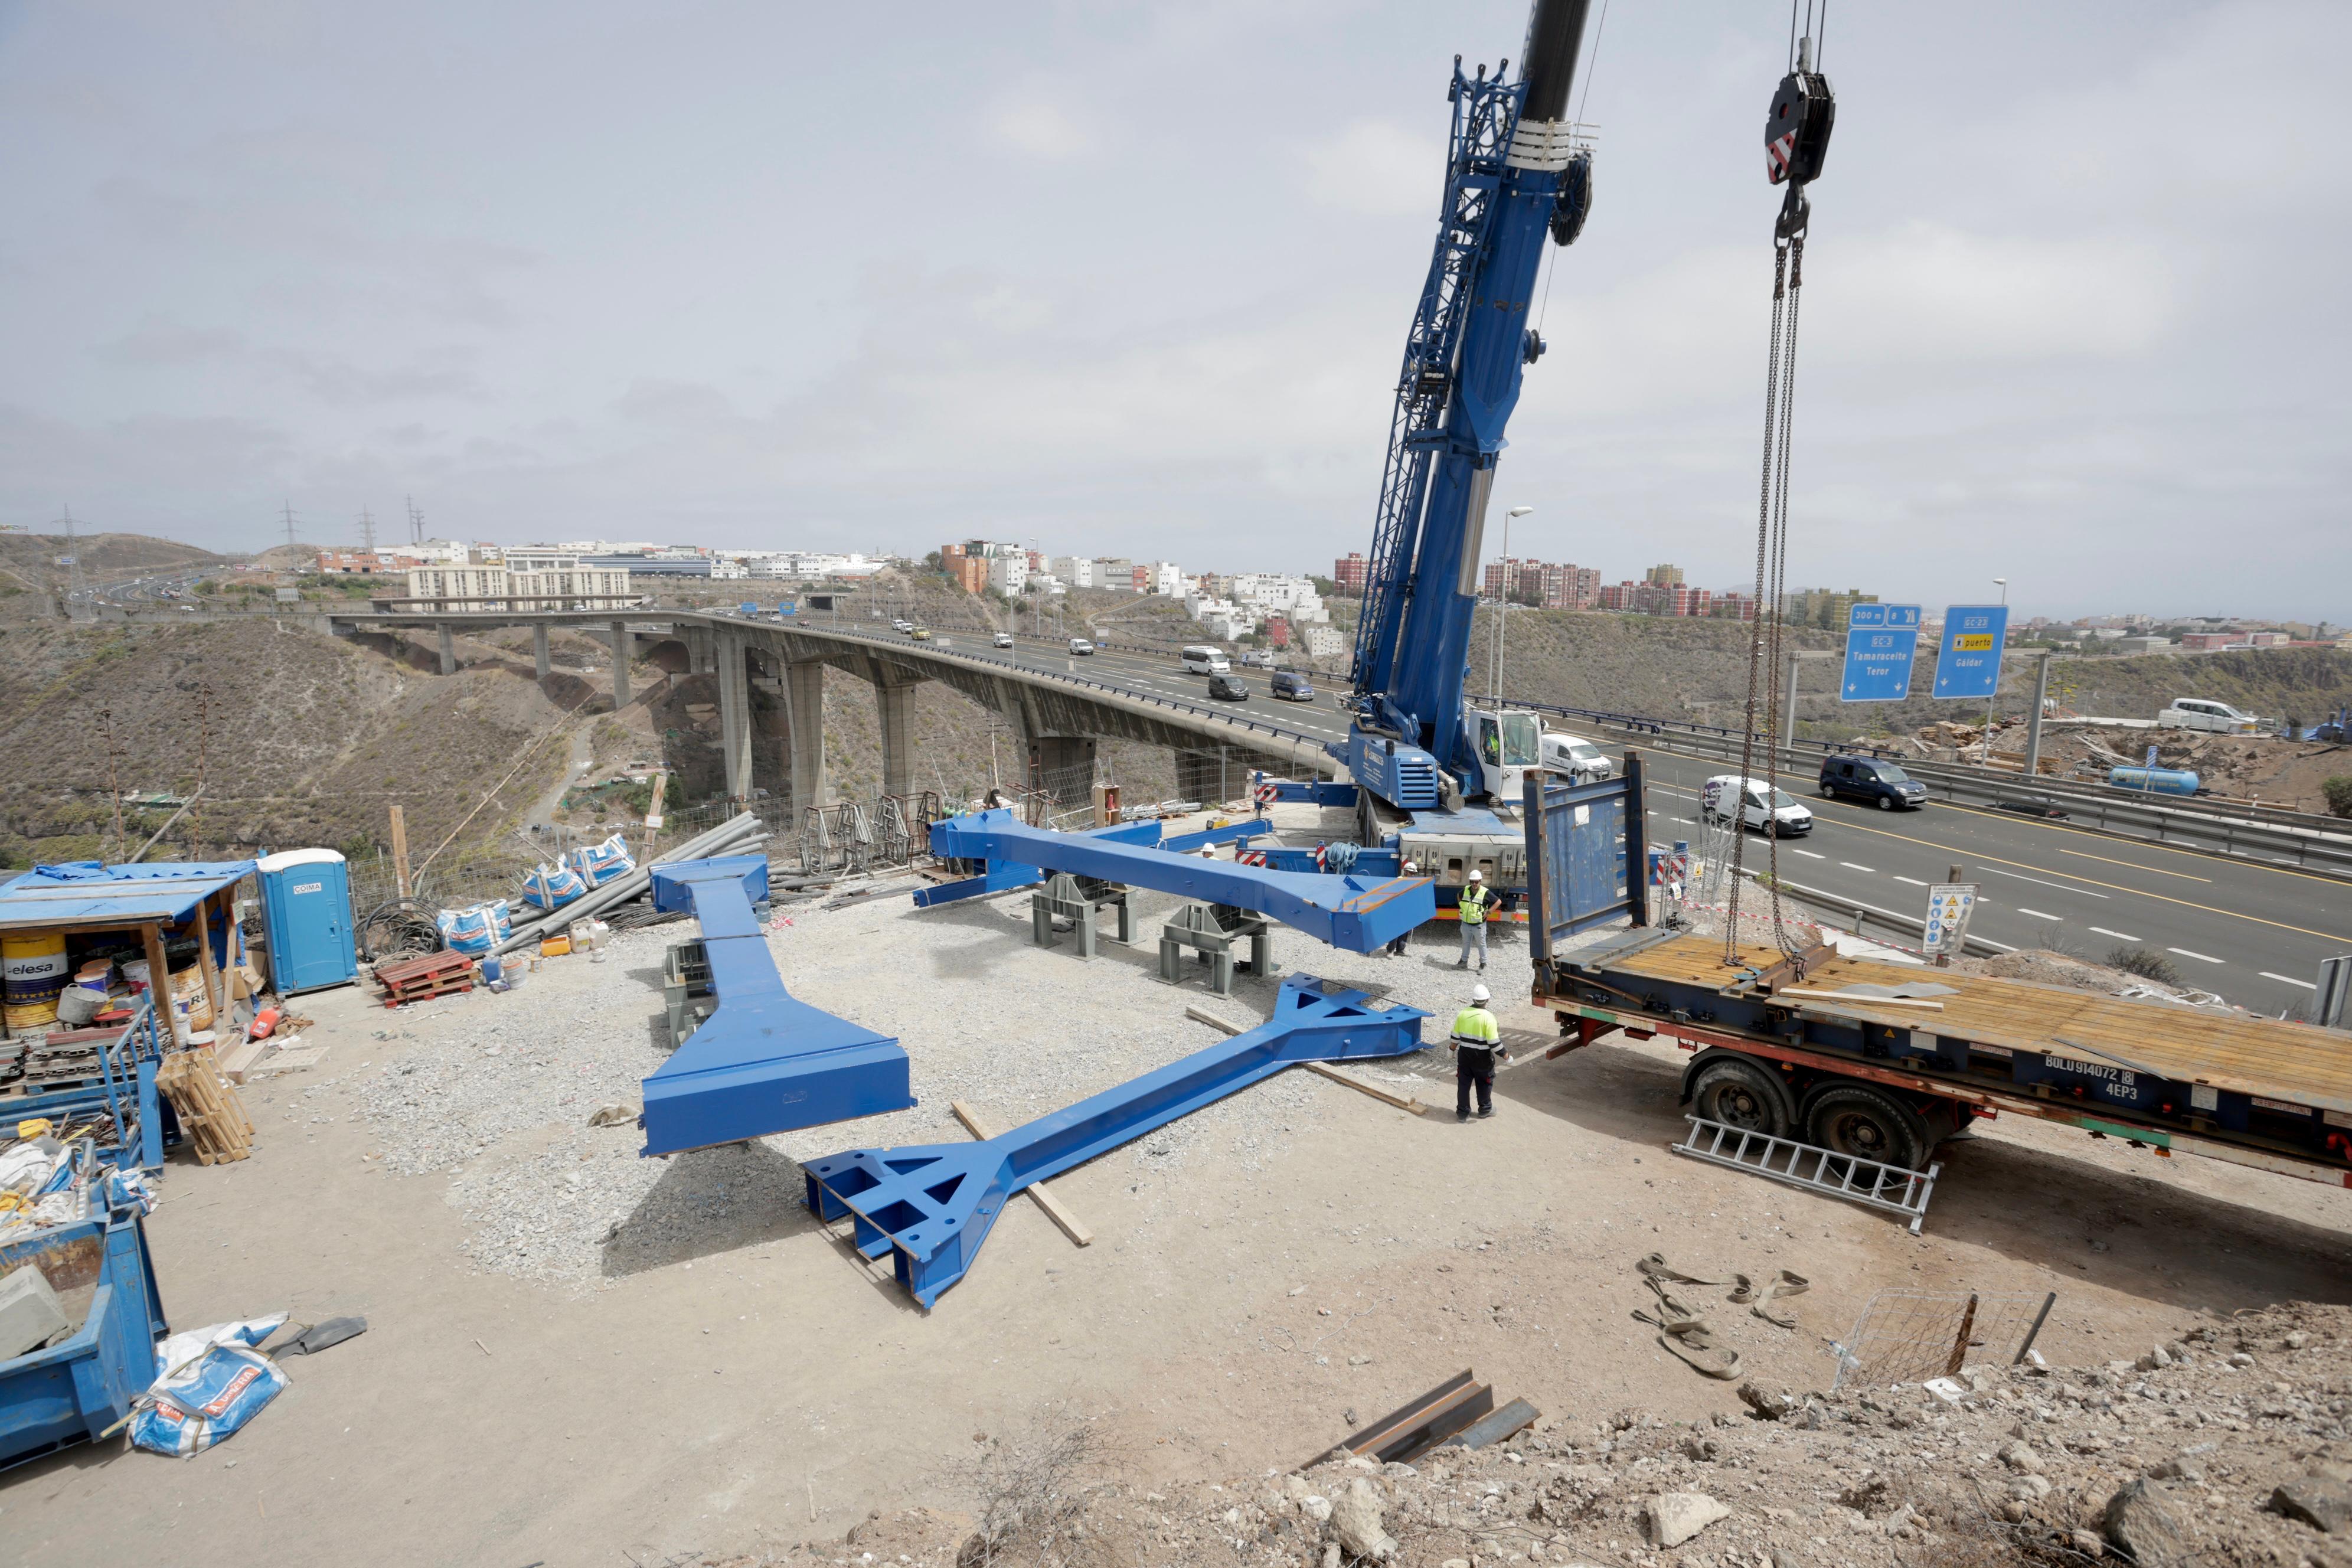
[1830, 1288, 2057, 1390]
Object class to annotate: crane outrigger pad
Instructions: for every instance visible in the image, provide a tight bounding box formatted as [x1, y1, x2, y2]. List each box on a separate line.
[638, 857, 914, 1157]
[803, 975, 1427, 1307]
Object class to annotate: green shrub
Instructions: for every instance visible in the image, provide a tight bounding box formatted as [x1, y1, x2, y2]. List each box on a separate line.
[2324, 777, 2352, 819]
[2108, 946, 2183, 986]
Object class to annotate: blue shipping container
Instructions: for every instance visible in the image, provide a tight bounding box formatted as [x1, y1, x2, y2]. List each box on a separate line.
[255, 848, 359, 995]
[2107, 766, 2200, 797]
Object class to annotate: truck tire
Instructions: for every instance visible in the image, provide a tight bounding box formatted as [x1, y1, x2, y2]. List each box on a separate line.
[1802, 1083, 1932, 1171]
[1687, 1051, 1796, 1138]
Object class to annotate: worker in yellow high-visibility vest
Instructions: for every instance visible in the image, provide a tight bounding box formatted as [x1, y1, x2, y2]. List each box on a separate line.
[1455, 868, 1493, 971]
[1449, 982, 1505, 1122]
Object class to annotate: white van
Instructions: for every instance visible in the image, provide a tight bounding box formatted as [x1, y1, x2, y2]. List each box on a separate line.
[1540, 732, 1615, 782]
[1701, 775, 1814, 837]
[2158, 698, 2259, 734]
[1181, 645, 1231, 675]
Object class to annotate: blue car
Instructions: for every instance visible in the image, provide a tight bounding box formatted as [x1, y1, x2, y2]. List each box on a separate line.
[1818, 754, 1928, 811]
[1270, 671, 1315, 701]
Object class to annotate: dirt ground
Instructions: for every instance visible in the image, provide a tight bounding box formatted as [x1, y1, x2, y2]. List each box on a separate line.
[11, 894, 2352, 1566]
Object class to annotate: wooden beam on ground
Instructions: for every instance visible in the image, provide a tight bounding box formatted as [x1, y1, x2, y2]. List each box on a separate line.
[1188, 1003, 1426, 1115]
[1302, 1060, 1429, 1115]
[193, 892, 226, 1036]
[949, 1100, 1093, 1248]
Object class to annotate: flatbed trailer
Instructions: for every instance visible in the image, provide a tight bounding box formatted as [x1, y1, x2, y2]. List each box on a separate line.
[1524, 766, 2352, 1190]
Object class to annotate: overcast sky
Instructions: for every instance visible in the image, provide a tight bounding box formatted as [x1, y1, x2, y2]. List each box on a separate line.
[2, 1, 2344, 620]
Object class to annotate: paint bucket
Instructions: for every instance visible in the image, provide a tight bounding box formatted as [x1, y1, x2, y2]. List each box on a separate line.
[2, 932, 69, 1031]
[74, 959, 113, 992]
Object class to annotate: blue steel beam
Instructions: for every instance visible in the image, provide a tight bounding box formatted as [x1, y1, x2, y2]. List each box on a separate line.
[803, 975, 1427, 1306]
[639, 857, 915, 1156]
[928, 809, 1433, 951]
[910, 817, 1170, 909]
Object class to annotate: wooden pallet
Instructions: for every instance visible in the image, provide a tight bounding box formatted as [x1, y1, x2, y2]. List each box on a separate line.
[156, 1049, 253, 1165]
[373, 949, 479, 1007]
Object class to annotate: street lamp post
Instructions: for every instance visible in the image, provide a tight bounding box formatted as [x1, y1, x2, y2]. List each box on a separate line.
[1988, 577, 2009, 737]
[1491, 506, 1535, 706]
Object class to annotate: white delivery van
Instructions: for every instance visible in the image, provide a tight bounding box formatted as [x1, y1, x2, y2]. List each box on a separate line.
[1701, 775, 1814, 837]
[1539, 732, 1615, 782]
[2158, 698, 2259, 734]
[1068, 637, 1095, 655]
[1180, 645, 1231, 675]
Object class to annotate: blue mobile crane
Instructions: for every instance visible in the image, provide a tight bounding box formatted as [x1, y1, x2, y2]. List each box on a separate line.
[1257, 1, 1599, 914]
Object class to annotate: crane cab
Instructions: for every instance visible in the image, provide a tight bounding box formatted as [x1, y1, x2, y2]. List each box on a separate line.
[1466, 707, 1543, 812]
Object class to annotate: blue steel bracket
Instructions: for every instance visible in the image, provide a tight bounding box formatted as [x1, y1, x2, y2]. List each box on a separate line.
[929, 809, 1433, 952]
[639, 857, 914, 1157]
[803, 975, 1427, 1306]
[1161, 819, 1273, 854]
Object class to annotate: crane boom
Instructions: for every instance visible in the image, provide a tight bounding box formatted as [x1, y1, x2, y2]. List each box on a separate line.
[1346, 0, 1594, 814]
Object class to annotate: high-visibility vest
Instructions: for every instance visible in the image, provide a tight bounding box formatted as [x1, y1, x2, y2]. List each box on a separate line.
[1450, 1006, 1500, 1047]
[1459, 884, 1492, 925]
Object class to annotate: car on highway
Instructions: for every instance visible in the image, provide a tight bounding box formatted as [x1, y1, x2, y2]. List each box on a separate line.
[1069, 638, 1095, 655]
[909, 626, 931, 641]
[1237, 650, 1271, 668]
[1270, 671, 1314, 701]
[1180, 645, 1230, 675]
[1701, 774, 1814, 836]
[891, 618, 912, 633]
[1818, 753, 1928, 811]
[993, 632, 1014, 648]
[1540, 731, 1613, 782]
[2159, 698, 2260, 734]
[1206, 674, 1249, 701]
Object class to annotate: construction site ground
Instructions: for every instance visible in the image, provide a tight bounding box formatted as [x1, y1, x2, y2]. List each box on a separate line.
[12, 807, 2352, 1566]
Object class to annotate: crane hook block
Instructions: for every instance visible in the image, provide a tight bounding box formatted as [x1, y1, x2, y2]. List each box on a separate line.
[1550, 149, 1594, 247]
[1764, 67, 1835, 188]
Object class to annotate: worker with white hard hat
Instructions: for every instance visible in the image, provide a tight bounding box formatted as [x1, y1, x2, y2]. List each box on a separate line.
[1448, 981, 1506, 1122]
[1384, 859, 1422, 957]
[1455, 868, 1494, 972]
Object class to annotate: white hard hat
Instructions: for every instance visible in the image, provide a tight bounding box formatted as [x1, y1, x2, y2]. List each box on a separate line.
[1402, 860, 1419, 873]
[1471, 984, 1491, 1004]
[1467, 869, 1484, 883]
[1198, 846, 1217, 858]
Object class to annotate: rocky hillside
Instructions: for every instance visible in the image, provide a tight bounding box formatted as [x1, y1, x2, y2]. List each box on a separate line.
[1467, 607, 2352, 738]
[0, 530, 229, 605]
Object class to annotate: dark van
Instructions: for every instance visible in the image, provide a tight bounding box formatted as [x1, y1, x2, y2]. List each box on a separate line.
[1270, 671, 1314, 701]
[1818, 754, 1929, 811]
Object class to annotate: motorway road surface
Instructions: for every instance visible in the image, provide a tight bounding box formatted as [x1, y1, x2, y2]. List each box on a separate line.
[792, 617, 2352, 1017]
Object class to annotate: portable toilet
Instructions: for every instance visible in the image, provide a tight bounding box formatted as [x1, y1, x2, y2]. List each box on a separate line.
[254, 848, 358, 995]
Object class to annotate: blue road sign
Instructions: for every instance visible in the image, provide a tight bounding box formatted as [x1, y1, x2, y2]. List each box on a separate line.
[1840, 603, 1922, 702]
[1933, 605, 2010, 699]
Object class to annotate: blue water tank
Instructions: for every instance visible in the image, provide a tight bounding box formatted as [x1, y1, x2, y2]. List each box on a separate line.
[2107, 766, 2200, 797]
[254, 849, 359, 995]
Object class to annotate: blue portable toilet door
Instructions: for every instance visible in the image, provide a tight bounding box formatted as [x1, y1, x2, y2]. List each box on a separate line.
[254, 848, 358, 994]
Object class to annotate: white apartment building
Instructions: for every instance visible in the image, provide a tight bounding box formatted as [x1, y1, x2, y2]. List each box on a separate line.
[409, 538, 472, 565]
[1229, 573, 1331, 623]
[988, 554, 1030, 596]
[1146, 560, 1184, 597]
[1304, 625, 1348, 659]
[1095, 558, 1135, 592]
[1048, 556, 1096, 589]
[401, 564, 638, 610]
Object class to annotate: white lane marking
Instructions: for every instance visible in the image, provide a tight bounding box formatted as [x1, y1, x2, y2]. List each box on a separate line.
[2168, 947, 2223, 964]
[2014, 907, 2063, 922]
[1977, 864, 2109, 898]
[2262, 972, 2318, 990]
[1839, 862, 1876, 874]
[1893, 876, 1928, 887]
[2088, 926, 2142, 942]
[1791, 848, 1826, 859]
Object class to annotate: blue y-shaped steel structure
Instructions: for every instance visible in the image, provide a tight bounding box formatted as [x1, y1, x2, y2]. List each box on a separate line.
[803, 975, 1427, 1306]
[926, 809, 1433, 952]
[638, 856, 916, 1157]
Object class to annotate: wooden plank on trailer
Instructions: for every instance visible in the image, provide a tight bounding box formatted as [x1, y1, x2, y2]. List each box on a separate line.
[949, 1100, 1092, 1247]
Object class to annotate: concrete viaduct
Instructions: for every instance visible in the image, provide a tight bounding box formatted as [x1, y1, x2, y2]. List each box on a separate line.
[326, 608, 1334, 811]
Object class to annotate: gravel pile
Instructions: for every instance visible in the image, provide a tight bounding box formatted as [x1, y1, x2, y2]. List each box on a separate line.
[356, 869, 1525, 1291]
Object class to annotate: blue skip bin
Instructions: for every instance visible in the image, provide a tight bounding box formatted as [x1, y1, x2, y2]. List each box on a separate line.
[0, 1195, 167, 1470]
